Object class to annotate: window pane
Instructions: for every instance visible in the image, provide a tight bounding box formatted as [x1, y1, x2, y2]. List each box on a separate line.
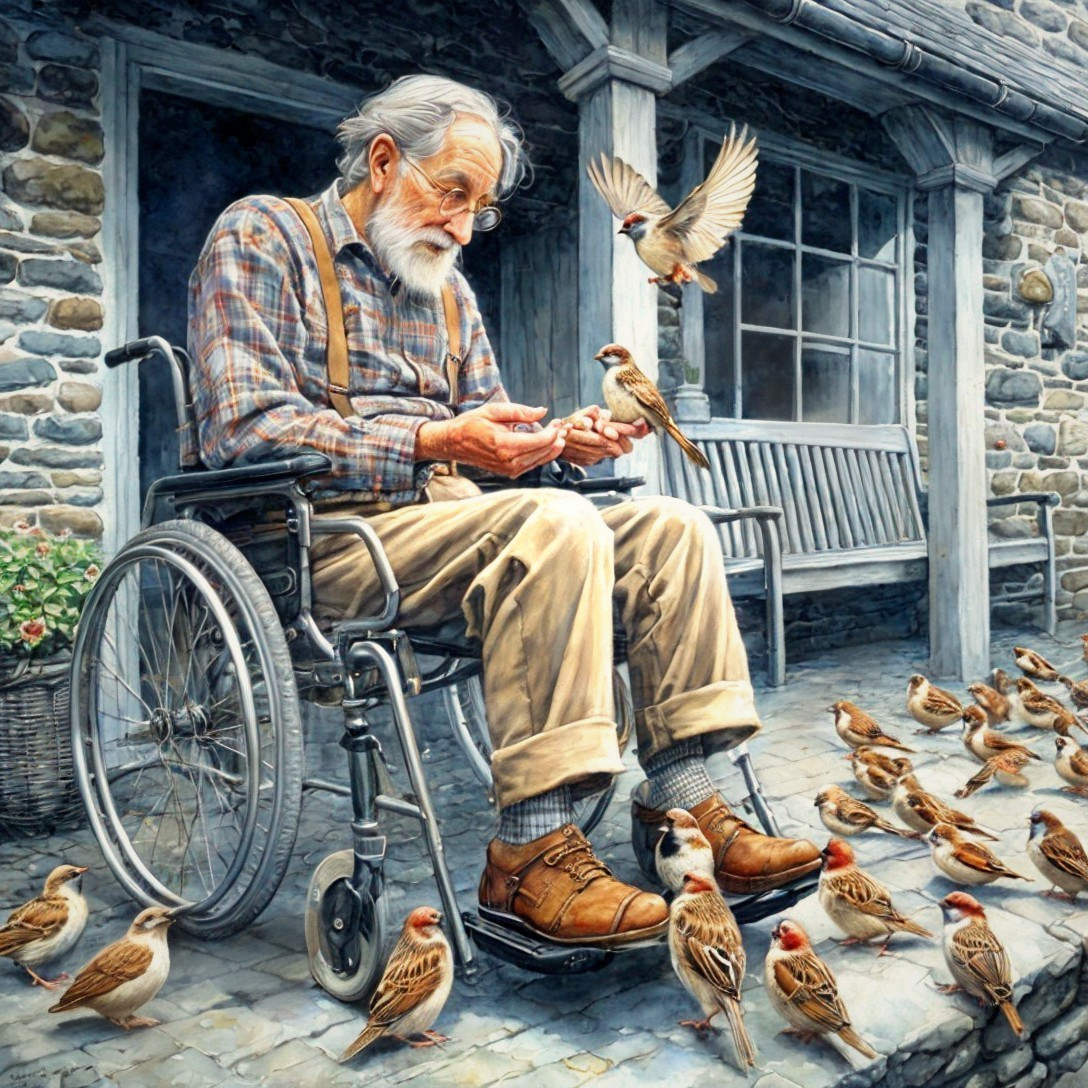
[802, 254, 850, 337]
[801, 171, 851, 253]
[858, 188, 897, 261]
[801, 345, 850, 423]
[741, 243, 794, 329]
[704, 254, 736, 417]
[858, 349, 897, 424]
[859, 266, 895, 346]
[740, 159, 793, 242]
[741, 331, 794, 420]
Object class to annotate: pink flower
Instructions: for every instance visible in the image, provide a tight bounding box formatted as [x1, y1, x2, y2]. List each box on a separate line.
[12, 520, 32, 535]
[12, 583, 25, 593]
[19, 618, 46, 645]
[35, 542, 51, 557]
[84, 564, 100, 581]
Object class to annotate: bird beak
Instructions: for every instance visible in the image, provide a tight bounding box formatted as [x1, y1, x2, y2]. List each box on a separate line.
[594, 349, 605, 361]
[617, 225, 627, 235]
[825, 705, 837, 714]
[434, 912, 444, 927]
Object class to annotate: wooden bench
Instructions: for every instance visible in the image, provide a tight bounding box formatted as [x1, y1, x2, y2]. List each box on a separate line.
[661, 419, 1059, 687]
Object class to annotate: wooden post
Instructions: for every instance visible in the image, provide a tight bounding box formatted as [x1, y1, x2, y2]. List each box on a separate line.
[675, 127, 711, 423]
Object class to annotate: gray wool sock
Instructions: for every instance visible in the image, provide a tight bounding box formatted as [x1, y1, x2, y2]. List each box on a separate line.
[497, 785, 576, 845]
[644, 737, 717, 811]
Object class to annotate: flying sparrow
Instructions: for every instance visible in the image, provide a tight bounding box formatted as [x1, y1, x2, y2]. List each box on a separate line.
[961, 707, 1038, 764]
[967, 681, 1012, 726]
[49, 905, 175, 1029]
[594, 344, 709, 469]
[1054, 735, 1088, 795]
[906, 675, 963, 733]
[925, 824, 1029, 886]
[1013, 646, 1060, 683]
[954, 751, 1032, 799]
[892, 774, 999, 840]
[668, 871, 756, 1071]
[814, 785, 919, 839]
[847, 748, 913, 802]
[818, 839, 933, 953]
[1026, 808, 1088, 900]
[588, 125, 757, 293]
[1058, 674, 1088, 710]
[0, 864, 88, 989]
[938, 892, 1023, 1037]
[655, 808, 715, 893]
[764, 918, 878, 1063]
[829, 701, 914, 753]
[341, 906, 454, 1061]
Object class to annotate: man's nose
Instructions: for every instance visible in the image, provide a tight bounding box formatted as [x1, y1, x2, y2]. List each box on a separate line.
[444, 213, 474, 246]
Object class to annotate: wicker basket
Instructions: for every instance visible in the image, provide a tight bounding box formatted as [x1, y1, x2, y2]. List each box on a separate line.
[0, 655, 84, 838]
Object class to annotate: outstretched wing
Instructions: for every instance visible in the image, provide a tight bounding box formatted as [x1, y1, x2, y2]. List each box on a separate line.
[659, 124, 758, 262]
[587, 154, 671, 221]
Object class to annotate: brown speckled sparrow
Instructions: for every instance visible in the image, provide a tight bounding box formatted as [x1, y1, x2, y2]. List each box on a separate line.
[1013, 646, 1061, 683]
[925, 824, 1029, 886]
[955, 751, 1032, 799]
[341, 906, 454, 1061]
[847, 748, 913, 802]
[1054, 735, 1088, 795]
[906, 675, 963, 733]
[654, 809, 715, 894]
[961, 706, 1038, 764]
[829, 701, 914, 753]
[967, 681, 1011, 726]
[893, 774, 998, 840]
[588, 124, 757, 293]
[1081, 634, 1088, 666]
[764, 918, 878, 1063]
[1027, 808, 1088, 900]
[1014, 678, 1068, 729]
[1058, 674, 1088, 710]
[595, 344, 709, 469]
[814, 785, 919, 840]
[0, 864, 88, 989]
[938, 893, 1023, 1037]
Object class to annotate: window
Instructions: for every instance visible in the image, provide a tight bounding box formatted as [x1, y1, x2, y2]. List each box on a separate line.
[702, 142, 907, 425]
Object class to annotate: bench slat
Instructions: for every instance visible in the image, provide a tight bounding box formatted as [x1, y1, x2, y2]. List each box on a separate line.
[705, 443, 742, 557]
[832, 446, 865, 545]
[821, 445, 853, 548]
[785, 444, 817, 552]
[863, 447, 896, 544]
[877, 450, 906, 540]
[846, 448, 879, 545]
[764, 442, 799, 553]
[805, 443, 838, 549]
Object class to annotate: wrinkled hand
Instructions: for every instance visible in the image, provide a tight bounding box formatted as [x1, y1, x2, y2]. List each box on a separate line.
[558, 405, 651, 467]
[416, 403, 568, 478]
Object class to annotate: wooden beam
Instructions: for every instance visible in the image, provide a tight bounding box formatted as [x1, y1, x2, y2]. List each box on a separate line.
[993, 143, 1048, 182]
[516, 0, 609, 72]
[668, 29, 754, 89]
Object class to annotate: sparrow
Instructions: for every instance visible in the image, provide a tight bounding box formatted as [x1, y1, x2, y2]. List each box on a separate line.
[1054, 735, 1088, 795]
[1013, 645, 1060, 683]
[818, 839, 933, 953]
[655, 808, 715, 893]
[764, 918, 878, 1062]
[0, 864, 88, 988]
[906, 675, 963, 733]
[967, 681, 1012, 726]
[961, 707, 1038, 764]
[925, 824, 1029, 886]
[594, 344, 709, 469]
[814, 785, 919, 840]
[341, 906, 454, 1061]
[954, 751, 1032, 799]
[1058, 674, 1088, 710]
[847, 748, 913, 802]
[892, 774, 999, 840]
[1052, 706, 1088, 739]
[1081, 633, 1088, 666]
[587, 124, 757, 293]
[49, 905, 175, 1029]
[668, 871, 756, 1071]
[1026, 808, 1088, 900]
[829, 701, 914, 753]
[938, 892, 1023, 1037]
[1014, 678, 1069, 730]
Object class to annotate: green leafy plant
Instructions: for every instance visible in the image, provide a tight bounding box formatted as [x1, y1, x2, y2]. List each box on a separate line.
[0, 521, 102, 666]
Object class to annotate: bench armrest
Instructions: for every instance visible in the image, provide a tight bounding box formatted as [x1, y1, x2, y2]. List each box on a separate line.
[700, 504, 784, 525]
[987, 492, 1061, 508]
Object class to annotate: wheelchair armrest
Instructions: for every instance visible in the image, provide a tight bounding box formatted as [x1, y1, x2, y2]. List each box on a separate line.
[153, 454, 333, 497]
[309, 514, 400, 632]
[987, 491, 1061, 508]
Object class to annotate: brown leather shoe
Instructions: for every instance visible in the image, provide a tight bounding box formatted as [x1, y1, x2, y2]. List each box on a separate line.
[478, 824, 668, 946]
[631, 789, 821, 896]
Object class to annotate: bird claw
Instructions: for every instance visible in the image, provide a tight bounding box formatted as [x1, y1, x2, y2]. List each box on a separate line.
[27, 968, 67, 990]
[422, 1030, 451, 1043]
[935, 983, 962, 995]
[781, 1027, 818, 1044]
[679, 1017, 714, 1033]
[118, 1016, 161, 1030]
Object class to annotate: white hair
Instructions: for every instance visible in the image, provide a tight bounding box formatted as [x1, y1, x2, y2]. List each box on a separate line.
[337, 74, 528, 197]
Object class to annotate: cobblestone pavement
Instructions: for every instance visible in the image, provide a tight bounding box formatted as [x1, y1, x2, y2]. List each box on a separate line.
[3, 625, 1088, 1087]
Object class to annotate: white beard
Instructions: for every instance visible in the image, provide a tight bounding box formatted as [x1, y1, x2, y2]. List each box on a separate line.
[366, 187, 460, 299]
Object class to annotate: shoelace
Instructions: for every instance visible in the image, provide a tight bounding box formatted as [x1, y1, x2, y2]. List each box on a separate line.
[542, 837, 612, 884]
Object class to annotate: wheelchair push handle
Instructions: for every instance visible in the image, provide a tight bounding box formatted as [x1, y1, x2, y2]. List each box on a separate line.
[104, 337, 159, 367]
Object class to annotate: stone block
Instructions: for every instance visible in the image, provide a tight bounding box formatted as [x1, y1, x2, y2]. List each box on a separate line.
[37, 504, 102, 537]
[32, 415, 102, 444]
[0, 287, 47, 323]
[986, 422, 1028, 452]
[1059, 568, 1088, 592]
[0, 469, 48, 489]
[1042, 470, 1080, 496]
[1012, 1063, 1048, 1088]
[0, 488, 51, 504]
[984, 291, 1030, 321]
[1014, 195, 1064, 228]
[1062, 351, 1088, 380]
[16, 258, 101, 294]
[1036, 1003, 1088, 1058]
[1053, 509, 1088, 536]
[994, 1043, 1034, 1081]
[1021, 0, 1068, 31]
[31, 110, 104, 163]
[992, 471, 1019, 496]
[56, 381, 100, 412]
[987, 368, 1042, 406]
[18, 330, 99, 357]
[0, 230, 60, 255]
[988, 450, 1013, 470]
[1056, 227, 1081, 248]
[49, 468, 100, 487]
[1069, 18, 1088, 51]
[0, 17, 16, 63]
[984, 234, 1024, 261]
[58, 358, 97, 374]
[36, 63, 98, 107]
[1043, 390, 1084, 410]
[8, 445, 101, 468]
[0, 412, 27, 439]
[0, 355, 55, 391]
[32, 211, 100, 238]
[0, 94, 29, 152]
[1024, 423, 1057, 455]
[1002, 329, 1040, 357]
[0, 64, 35, 96]
[25, 30, 98, 68]
[2, 159, 105, 216]
[47, 296, 102, 330]
[967, 1, 1041, 43]
[0, 251, 13, 284]
[1058, 418, 1088, 456]
[0, 391, 51, 413]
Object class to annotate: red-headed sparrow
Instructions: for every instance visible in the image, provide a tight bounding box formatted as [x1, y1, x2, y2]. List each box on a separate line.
[1013, 646, 1060, 683]
[814, 785, 919, 840]
[961, 708, 1038, 764]
[1026, 808, 1088, 900]
[925, 824, 1029, 886]
[0, 864, 87, 989]
[955, 751, 1032, 799]
[892, 774, 999, 840]
[967, 681, 1012, 726]
[906, 675, 962, 733]
[654, 809, 715, 893]
[588, 125, 757, 293]
[829, 701, 914, 753]
[341, 906, 454, 1060]
[1054, 735, 1088, 795]
[764, 918, 878, 1062]
[847, 748, 913, 802]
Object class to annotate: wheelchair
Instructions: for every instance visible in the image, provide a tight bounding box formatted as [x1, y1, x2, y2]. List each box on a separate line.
[71, 336, 812, 1003]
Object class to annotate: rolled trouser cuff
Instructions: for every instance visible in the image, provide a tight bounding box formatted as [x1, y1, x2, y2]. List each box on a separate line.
[489, 715, 626, 809]
[637, 680, 762, 764]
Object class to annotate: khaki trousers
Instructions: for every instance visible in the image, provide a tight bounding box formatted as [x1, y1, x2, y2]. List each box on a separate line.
[309, 479, 760, 808]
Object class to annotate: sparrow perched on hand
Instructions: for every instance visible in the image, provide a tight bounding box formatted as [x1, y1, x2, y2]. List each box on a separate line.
[847, 748, 913, 802]
[938, 892, 1023, 1037]
[1058, 674, 1088, 710]
[814, 785, 919, 839]
[49, 905, 175, 1029]
[818, 838, 933, 953]
[668, 871, 756, 1071]
[595, 344, 709, 469]
[588, 125, 757, 293]
[341, 906, 454, 1061]
[925, 824, 1029, 886]
[764, 918, 878, 1063]
[1026, 808, 1088, 900]
[0, 864, 88, 988]
[961, 707, 1038, 764]
[1013, 646, 1060, 683]
[655, 809, 715, 893]
[968, 681, 1012, 726]
[1054, 735, 1088, 795]
[829, 701, 914, 753]
[892, 774, 999, 840]
[955, 751, 1032, 799]
[906, 675, 963, 733]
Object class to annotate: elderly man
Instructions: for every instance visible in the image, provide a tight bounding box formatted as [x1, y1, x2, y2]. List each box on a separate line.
[189, 74, 819, 948]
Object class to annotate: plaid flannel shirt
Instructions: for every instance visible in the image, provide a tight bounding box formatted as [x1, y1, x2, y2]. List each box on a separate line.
[187, 180, 508, 503]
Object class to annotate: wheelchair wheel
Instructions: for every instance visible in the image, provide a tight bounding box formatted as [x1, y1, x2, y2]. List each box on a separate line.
[71, 519, 304, 939]
[305, 849, 392, 1003]
[445, 666, 633, 834]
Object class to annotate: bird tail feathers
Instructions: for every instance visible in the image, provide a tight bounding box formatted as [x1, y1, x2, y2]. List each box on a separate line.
[664, 420, 710, 470]
[722, 999, 757, 1071]
[894, 915, 935, 939]
[875, 818, 921, 839]
[693, 268, 717, 293]
[1001, 1001, 1025, 1037]
[340, 1022, 385, 1062]
[837, 1026, 879, 1062]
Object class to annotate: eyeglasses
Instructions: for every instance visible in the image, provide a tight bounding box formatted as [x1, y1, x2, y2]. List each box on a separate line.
[403, 156, 502, 232]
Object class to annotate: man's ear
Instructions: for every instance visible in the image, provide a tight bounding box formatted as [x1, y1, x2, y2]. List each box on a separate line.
[369, 134, 398, 194]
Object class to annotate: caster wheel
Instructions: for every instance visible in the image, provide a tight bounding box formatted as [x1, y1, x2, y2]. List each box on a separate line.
[305, 849, 391, 1003]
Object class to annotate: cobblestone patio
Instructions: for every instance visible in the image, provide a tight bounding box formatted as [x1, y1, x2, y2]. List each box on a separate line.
[3, 625, 1088, 1087]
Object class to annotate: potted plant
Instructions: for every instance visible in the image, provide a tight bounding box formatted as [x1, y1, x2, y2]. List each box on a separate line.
[0, 520, 101, 837]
